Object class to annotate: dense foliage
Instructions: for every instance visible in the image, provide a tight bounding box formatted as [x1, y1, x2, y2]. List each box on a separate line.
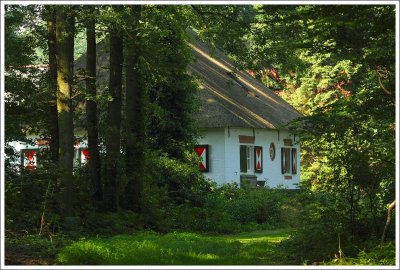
[240, 4, 396, 264]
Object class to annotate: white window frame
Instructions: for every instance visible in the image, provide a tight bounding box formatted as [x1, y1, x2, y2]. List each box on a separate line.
[241, 144, 254, 174]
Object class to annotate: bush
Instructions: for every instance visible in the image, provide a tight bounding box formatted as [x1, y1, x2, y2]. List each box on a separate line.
[152, 183, 300, 234]
[82, 211, 144, 236]
[280, 224, 341, 264]
[145, 150, 212, 205]
[325, 242, 395, 265]
[278, 190, 394, 265]
[5, 233, 72, 263]
[5, 167, 62, 234]
[228, 188, 284, 225]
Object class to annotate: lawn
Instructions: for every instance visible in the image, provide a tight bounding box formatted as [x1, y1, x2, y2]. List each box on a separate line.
[56, 229, 294, 265]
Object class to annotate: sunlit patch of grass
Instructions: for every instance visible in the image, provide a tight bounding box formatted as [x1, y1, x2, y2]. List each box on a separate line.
[57, 229, 293, 265]
[187, 252, 220, 260]
[227, 229, 293, 244]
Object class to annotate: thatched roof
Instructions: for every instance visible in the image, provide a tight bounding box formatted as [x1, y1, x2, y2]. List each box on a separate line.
[75, 33, 302, 130]
[188, 37, 302, 129]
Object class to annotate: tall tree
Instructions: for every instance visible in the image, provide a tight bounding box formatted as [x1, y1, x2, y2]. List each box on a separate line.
[123, 5, 143, 212]
[55, 6, 75, 216]
[146, 6, 198, 159]
[84, 6, 102, 202]
[45, 5, 59, 164]
[103, 6, 124, 211]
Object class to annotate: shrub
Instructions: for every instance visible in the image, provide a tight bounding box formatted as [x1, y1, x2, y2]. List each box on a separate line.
[82, 211, 144, 236]
[145, 150, 212, 205]
[155, 183, 299, 234]
[278, 190, 393, 265]
[5, 167, 62, 234]
[325, 242, 395, 265]
[5, 233, 72, 263]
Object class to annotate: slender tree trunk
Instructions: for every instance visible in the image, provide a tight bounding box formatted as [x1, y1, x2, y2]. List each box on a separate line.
[55, 6, 75, 216]
[381, 200, 395, 245]
[123, 5, 143, 212]
[104, 6, 123, 211]
[349, 176, 355, 236]
[46, 6, 59, 164]
[85, 6, 102, 202]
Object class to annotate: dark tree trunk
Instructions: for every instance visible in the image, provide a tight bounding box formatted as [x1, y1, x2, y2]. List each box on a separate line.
[123, 5, 143, 212]
[85, 6, 102, 202]
[103, 6, 124, 211]
[46, 6, 59, 164]
[55, 6, 75, 216]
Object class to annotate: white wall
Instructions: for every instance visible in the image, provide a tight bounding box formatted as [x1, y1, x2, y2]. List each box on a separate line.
[8, 140, 37, 152]
[199, 127, 300, 189]
[197, 128, 226, 185]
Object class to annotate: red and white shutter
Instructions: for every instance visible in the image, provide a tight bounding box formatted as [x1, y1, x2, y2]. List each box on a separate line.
[254, 146, 263, 173]
[195, 145, 209, 172]
[21, 149, 38, 170]
[80, 148, 90, 165]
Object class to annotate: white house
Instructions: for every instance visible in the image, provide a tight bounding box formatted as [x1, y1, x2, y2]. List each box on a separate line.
[188, 37, 302, 189]
[9, 34, 302, 189]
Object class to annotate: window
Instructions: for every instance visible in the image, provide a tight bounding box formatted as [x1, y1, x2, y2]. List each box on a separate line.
[21, 148, 39, 171]
[240, 145, 262, 174]
[240, 145, 253, 174]
[282, 147, 298, 175]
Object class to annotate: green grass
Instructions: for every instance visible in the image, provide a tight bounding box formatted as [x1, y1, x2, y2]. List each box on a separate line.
[56, 229, 293, 265]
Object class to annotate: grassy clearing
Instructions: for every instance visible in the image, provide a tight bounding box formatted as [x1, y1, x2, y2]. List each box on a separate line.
[56, 229, 293, 265]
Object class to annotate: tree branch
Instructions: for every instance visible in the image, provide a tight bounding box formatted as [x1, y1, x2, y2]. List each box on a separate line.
[191, 5, 252, 30]
[375, 68, 392, 95]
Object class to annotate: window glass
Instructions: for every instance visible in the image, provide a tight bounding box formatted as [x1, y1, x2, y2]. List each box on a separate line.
[281, 148, 291, 174]
[282, 147, 298, 175]
[240, 145, 254, 174]
[292, 148, 297, 174]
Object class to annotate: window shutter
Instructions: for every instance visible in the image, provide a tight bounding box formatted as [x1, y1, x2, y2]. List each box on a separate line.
[254, 146, 263, 173]
[195, 145, 209, 172]
[21, 149, 39, 171]
[292, 148, 297, 174]
[281, 148, 286, 174]
[80, 148, 90, 165]
[240, 145, 247, 173]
